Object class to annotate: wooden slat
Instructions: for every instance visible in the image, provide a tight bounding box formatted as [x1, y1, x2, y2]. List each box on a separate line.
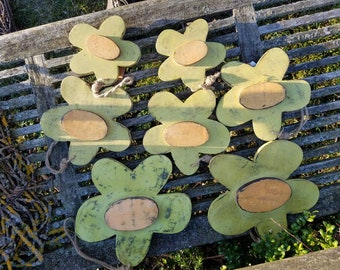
[0, 0, 251, 61]
[0, 80, 31, 98]
[264, 24, 339, 48]
[233, 4, 263, 62]
[255, 0, 339, 21]
[0, 65, 26, 80]
[259, 9, 340, 35]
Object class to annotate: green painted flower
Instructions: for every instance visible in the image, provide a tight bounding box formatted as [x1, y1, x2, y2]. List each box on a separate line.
[156, 18, 225, 91]
[143, 90, 230, 175]
[208, 140, 319, 239]
[69, 15, 141, 79]
[40, 76, 132, 165]
[75, 155, 191, 266]
[216, 48, 311, 141]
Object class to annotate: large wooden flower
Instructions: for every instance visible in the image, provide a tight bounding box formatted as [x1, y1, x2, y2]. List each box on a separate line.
[156, 18, 225, 91]
[69, 15, 141, 79]
[40, 76, 132, 165]
[208, 140, 319, 239]
[216, 48, 311, 141]
[75, 155, 191, 266]
[143, 90, 230, 175]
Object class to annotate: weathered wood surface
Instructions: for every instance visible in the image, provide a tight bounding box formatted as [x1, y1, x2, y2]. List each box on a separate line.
[0, 0, 251, 61]
[241, 247, 340, 270]
[0, 0, 339, 269]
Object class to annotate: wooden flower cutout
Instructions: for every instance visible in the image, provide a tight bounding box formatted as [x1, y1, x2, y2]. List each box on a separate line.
[40, 76, 132, 165]
[216, 48, 311, 141]
[69, 15, 141, 79]
[208, 140, 319, 239]
[143, 90, 230, 175]
[156, 18, 225, 91]
[75, 155, 191, 266]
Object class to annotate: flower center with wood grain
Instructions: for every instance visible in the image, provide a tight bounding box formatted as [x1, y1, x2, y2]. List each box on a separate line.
[163, 122, 209, 147]
[61, 110, 108, 140]
[236, 178, 292, 213]
[85, 34, 121, 60]
[239, 82, 286, 110]
[105, 197, 159, 231]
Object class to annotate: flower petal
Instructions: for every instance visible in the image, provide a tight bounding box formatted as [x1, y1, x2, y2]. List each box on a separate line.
[61, 76, 132, 116]
[209, 154, 255, 188]
[68, 143, 100, 165]
[111, 39, 141, 67]
[69, 50, 120, 78]
[197, 119, 230, 154]
[255, 48, 289, 80]
[216, 85, 253, 126]
[283, 179, 319, 214]
[92, 155, 172, 195]
[181, 68, 207, 91]
[182, 90, 216, 119]
[254, 141, 303, 179]
[221, 61, 266, 86]
[184, 18, 209, 41]
[278, 80, 311, 111]
[92, 158, 131, 194]
[99, 16, 126, 37]
[191, 42, 225, 68]
[115, 230, 152, 266]
[133, 155, 172, 195]
[40, 106, 73, 141]
[143, 125, 172, 154]
[152, 193, 192, 234]
[171, 148, 201, 175]
[158, 57, 182, 82]
[69, 23, 97, 48]
[147, 90, 215, 122]
[75, 194, 116, 242]
[251, 111, 283, 141]
[255, 214, 288, 238]
[156, 29, 186, 56]
[208, 192, 255, 235]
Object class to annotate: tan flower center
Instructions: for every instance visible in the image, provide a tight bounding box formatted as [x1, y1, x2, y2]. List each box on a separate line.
[61, 109, 108, 140]
[239, 82, 286, 110]
[173, 40, 208, 66]
[163, 121, 209, 147]
[105, 197, 159, 231]
[85, 34, 120, 60]
[236, 178, 292, 213]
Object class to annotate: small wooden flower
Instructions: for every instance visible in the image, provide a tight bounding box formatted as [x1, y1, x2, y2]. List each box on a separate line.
[143, 90, 230, 175]
[75, 155, 191, 266]
[208, 140, 319, 239]
[40, 76, 132, 165]
[69, 15, 141, 79]
[156, 18, 225, 91]
[216, 48, 311, 141]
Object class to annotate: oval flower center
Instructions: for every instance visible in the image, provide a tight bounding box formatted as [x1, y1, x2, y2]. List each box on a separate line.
[239, 82, 286, 110]
[61, 109, 108, 141]
[173, 40, 208, 66]
[163, 121, 209, 147]
[236, 178, 292, 213]
[85, 34, 120, 60]
[105, 197, 159, 231]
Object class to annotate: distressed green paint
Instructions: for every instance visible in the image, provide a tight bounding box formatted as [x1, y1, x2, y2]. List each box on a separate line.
[69, 15, 141, 79]
[40, 76, 132, 165]
[143, 90, 230, 175]
[156, 18, 225, 91]
[208, 141, 319, 238]
[75, 155, 191, 266]
[217, 48, 311, 141]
